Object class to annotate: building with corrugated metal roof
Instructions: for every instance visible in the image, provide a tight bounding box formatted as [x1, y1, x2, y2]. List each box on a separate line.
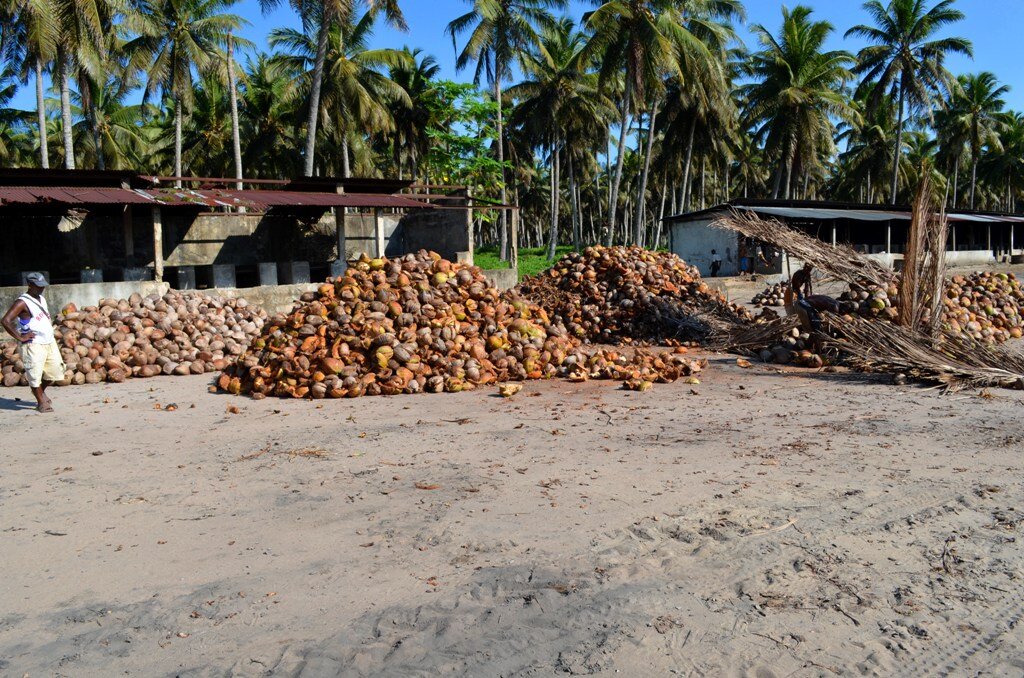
[665, 199, 1024, 279]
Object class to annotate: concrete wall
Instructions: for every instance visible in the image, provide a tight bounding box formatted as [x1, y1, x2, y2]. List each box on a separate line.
[482, 268, 517, 290]
[944, 250, 997, 267]
[0, 281, 170, 316]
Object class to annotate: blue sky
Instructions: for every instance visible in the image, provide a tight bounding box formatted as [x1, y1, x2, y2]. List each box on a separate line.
[9, 0, 1024, 112]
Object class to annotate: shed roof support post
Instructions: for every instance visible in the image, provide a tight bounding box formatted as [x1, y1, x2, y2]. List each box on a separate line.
[1012, 223, 1015, 254]
[151, 206, 164, 282]
[374, 208, 384, 258]
[831, 222, 836, 248]
[886, 222, 891, 254]
[952, 224, 956, 252]
[988, 223, 992, 255]
[510, 208, 519, 275]
[336, 209, 346, 266]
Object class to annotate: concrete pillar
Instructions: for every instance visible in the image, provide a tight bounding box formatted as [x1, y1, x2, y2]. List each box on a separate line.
[988, 224, 992, 254]
[1012, 224, 1015, 254]
[952, 224, 956, 252]
[831, 222, 836, 248]
[510, 209, 519, 275]
[885, 222, 891, 253]
[151, 206, 164, 282]
[374, 208, 385, 258]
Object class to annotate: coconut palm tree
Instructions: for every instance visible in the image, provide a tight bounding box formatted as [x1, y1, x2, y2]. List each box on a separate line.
[270, 11, 410, 178]
[847, 0, 972, 204]
[741, 5, 855, 200]
[388, 47, 440, 181]
[447, 0, 565, 259]
[125, 0, 247, 185]
[260, 0, 406, 177]
[240, 54, 302, 177]
[949, 72, 1008, 209]
[508, 16, 613, 257]
[5, 0, 59, 167]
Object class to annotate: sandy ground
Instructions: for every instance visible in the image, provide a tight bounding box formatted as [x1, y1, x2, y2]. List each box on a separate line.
[2, 358, 1024, 677]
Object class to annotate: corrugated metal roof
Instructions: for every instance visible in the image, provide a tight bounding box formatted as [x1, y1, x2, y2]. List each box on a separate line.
[667, 202, 1024, 225]
[0, 186, 432, 210]
[0, 186, 156, 206]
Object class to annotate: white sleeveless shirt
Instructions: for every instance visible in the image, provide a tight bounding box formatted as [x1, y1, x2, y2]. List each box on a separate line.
[19, 294, 55, 344]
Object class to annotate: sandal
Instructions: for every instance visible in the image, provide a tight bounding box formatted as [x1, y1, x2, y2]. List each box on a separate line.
[36, 403, 54, 413]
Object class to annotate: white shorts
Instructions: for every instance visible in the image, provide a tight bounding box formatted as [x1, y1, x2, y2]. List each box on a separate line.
[20, 342, 66, 387]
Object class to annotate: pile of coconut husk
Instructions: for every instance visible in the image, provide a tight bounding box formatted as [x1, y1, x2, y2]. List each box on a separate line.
[751, 282, 787, 307]
[218, 251, 706, 399]
[711, 191, 1024, 390]
[513, 245, 752, 345]
[1, 291, 267, 387]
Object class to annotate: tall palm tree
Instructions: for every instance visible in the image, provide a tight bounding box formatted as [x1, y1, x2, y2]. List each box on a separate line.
[447, 0, 565, 259]
[741, 5, 855, 200]
[389, 47, 440, 181]
[240, 54, 302, 177]
[126, 0, 246, 185]
[52, 0, 119, 169]
[950, 72, 1008, 208]
[5, 0, 59, 167]
[260, 0, 406, 177]
[509, 16, 613, 258]
[270, 11, 410, 178]
[847, 0, 972, 204]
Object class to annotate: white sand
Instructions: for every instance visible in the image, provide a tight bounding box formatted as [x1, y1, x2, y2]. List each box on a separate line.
[1, 358, 1023, 676]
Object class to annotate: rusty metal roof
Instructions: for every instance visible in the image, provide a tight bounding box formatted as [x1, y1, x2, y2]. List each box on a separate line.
[0, 186, 432, 210]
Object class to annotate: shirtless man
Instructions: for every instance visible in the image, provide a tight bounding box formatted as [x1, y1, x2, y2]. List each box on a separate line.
[2, 273, 65, 412]
[784, 263, 815, 331]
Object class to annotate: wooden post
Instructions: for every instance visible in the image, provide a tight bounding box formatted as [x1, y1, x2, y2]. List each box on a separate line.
[374, 208, 385, 258]
[336, 210, 347, 265]
[123, 205, 134, 264]
[151, 206, 164, 282]
[510, 208, 519, 276]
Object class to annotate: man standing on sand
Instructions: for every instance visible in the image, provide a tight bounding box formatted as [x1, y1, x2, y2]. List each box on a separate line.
[710, 249, 722, 277]
[2, 273, 65, 413]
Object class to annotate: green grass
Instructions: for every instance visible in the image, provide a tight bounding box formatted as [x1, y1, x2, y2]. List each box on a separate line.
[474, 245, 574, 279]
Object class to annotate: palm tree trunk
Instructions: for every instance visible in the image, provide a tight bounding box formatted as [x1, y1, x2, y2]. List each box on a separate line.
[681, 116, 696, 210]
[970, 156, 978, 209]
[607, 78, 633, 246]
[890, 87, 905, 205]
[35, 57, 49, 169]
[782, 145, 794, 200]
[654, 177, 667, 250]
[302, 19, 331, 177]
[59, 54, 75, 170]
[341, 133, 350, 178]
[568, 151, 580, 251]
[547, 138, 561, 260]
[952, 157, 959, 208]
[227, 34, 243, 190]
[496, 78, 509, 261]
[174, 95, 183, 187]
[635, 103, 657, 247]
[91, 107, 104, 170]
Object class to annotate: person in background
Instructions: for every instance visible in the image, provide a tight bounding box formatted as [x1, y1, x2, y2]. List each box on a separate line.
[710, 249, 723, 277]
[1, 273, 65, 413]
[784, 263, 815, 331]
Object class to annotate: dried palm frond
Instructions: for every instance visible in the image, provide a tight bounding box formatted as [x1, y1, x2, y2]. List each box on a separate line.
[825, 314, 1024, 392]
[708, 316, 801, 353]
[711, 210, 895, 288]
[898, 175, 947, 336]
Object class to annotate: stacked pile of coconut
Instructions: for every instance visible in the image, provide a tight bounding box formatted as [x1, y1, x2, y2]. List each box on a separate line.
[218, 251, 706, 399]
[751, 282, 787, 307]
[839, 272, 1024, 344]
[513, 245, 752, 345]
[1, 291, 267, 387]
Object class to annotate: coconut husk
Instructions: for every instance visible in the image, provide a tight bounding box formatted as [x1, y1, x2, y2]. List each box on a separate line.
[825, 314, 1024, 392]
[707, 315, 802, 354]
[711, 210, 895, 289]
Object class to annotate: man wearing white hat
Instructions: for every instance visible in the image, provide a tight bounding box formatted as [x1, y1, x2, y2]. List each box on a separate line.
[2, 273, 65, 412]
